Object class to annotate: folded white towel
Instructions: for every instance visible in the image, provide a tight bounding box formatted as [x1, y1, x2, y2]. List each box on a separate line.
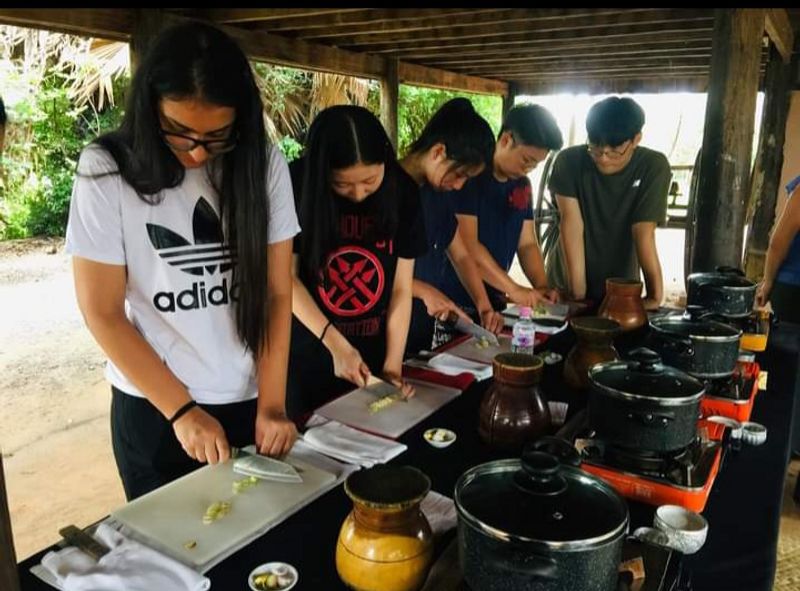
[301, 419, 407, 468]
[427, 352, 493, 381]
[40, 523, 210, 591]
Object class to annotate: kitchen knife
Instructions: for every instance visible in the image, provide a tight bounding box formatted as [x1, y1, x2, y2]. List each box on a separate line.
[230, 447, 303, 483]
[59, 525, 110, 560]
[448, 316, 500, 346]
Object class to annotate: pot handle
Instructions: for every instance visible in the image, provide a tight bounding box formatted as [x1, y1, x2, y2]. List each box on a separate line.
[619, 556, 646, 591]
[627, 347, 665, 373]
[514, 451, 567, 495]
[526, 437, 581, 467]
[626, 410, 675, 428]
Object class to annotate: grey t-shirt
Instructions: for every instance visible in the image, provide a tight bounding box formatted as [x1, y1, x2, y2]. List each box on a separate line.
[547, 145, 671, 302]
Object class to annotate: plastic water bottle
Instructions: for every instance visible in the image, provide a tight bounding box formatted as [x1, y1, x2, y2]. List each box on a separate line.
[511, 306, 536, 355]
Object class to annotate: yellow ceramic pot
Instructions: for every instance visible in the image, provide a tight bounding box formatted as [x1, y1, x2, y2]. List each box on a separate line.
[336, 466, 433, 591]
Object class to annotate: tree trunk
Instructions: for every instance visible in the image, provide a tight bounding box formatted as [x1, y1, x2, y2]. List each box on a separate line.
[380, 57, 399, 150]
[0, 453, 20, 591]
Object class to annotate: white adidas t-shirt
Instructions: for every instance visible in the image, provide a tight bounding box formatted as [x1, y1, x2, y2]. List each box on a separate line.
[66, 145, 300, 404]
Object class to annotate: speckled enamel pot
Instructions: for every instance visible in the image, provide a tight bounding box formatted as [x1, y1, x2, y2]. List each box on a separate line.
[454, 451, 628, 591]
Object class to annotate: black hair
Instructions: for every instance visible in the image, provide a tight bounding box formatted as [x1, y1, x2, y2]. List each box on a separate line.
[295, 105, 398, 287]
[501, 104, 563, 151]
[89, 21, 271, 355]
[407, 97, 494, 171]
[0, 96, 6, 125]
[586, 96, 645, 147]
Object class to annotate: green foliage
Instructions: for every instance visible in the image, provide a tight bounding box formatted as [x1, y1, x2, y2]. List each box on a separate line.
[397, 85, 503, 156]
[276, 136, 303, 163]
[1, 74, 125, 239]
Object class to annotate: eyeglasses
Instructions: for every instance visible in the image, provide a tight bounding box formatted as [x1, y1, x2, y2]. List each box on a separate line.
[587, 140, 632, 160]
[160, 129, 238, 154]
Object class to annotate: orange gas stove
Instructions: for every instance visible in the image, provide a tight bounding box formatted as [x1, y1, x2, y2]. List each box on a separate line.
[699, 361, 760, 424]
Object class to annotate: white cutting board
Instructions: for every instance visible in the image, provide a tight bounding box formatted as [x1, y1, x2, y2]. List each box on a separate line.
[444, 334, 512, 364]
[315, 378, 462, 438]
[111, 453, 336, 569]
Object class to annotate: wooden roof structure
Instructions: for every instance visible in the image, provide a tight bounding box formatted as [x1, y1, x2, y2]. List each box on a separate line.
[0, 8, 797, 97]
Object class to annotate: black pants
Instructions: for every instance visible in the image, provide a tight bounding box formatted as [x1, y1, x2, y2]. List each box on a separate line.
[286, 319, 386, 421]
[110, 387, 256, 501]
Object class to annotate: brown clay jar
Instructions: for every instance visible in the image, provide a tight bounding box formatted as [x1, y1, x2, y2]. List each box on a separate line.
[598, 278, 647, 332]
[563, 317, 621, 389]
[479, 353, 551, 453]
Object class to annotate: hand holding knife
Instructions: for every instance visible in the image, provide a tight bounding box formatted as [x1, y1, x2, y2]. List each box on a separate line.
[442, 310, 500, 346]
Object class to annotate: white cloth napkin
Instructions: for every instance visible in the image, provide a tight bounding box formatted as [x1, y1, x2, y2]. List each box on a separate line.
[301, 418, 407, 468]
[39, 523, 210, 591]
[427, 352, 492, 381]
[420, 491, 458, 536]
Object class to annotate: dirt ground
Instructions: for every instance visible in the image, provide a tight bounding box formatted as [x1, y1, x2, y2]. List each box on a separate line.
[0, 237, 124, 560]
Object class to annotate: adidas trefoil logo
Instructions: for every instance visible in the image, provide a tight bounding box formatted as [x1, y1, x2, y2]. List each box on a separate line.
[146, 197, 235, 276]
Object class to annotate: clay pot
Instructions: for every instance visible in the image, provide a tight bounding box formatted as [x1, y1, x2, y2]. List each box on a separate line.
[336, 465, 434, 591]
[598, 278, 647, 332]
[479, 353, 551, 452]
[563, 317, 621, 389]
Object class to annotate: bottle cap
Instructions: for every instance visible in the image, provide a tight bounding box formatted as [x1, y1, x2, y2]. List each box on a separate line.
[520, 306, 532, 318]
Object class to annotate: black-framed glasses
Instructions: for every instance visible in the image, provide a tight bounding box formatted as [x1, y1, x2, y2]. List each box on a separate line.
[160, 129, 238, 154]
[587, 140, 632, 160]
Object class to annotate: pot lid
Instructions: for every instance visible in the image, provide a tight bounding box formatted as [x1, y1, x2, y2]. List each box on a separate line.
[589, 348, 705, 403]
[455, 450, 628, 550]
[651, 313, 741, 340]
[688, 269, 755, 289]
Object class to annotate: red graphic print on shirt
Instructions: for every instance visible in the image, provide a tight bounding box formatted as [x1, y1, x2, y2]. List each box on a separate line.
[508, 183, 532, 211]
[318, 246, 386, 317]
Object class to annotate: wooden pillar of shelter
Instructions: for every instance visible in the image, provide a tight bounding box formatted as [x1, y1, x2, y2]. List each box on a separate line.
[689, 9, 765, 273]
[0, 454, 20, 591]
[743, 44, 795, 281]
[130, 9, 167, 74]
[502, 82, 519, 120]
[380, 58, 399, 150]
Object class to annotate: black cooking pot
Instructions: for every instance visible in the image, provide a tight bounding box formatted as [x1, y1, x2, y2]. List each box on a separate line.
[686, 266, 756, 318]
[454, 448, 629, 591]
[588, 348, 705, 452]
[649, 307, 742, 379]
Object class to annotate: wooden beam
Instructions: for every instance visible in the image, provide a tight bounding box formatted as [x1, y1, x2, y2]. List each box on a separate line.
[0, 454, 20, 591]
[460, 56, 714, 76]
[359, 22, 715, 54]
[690, 9, 765, 274]
[744, 45, 794, 280]
[381, 58, 399, 150]
[129, 9, 167, 74]
[517, 77, 710, 95]
[0, 8, 132, 41]
[764, 8, 794, 64]
[199, 8, 365, 24]
[298, 8, 672, 41]
[398, 62, 507, 96]
[503, 82, 519, 119]
[336, 13, 715, 49]
[261, 9, 499, 33]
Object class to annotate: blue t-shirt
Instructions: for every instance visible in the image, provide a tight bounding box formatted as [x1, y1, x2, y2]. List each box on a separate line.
[413, 186, 459, 288]
[777, 175, 800, 286]
[439, 171, 534, 307]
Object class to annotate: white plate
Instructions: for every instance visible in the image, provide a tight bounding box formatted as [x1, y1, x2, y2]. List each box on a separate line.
[248, 561, 298, 591]
[424, 428, 457, 448]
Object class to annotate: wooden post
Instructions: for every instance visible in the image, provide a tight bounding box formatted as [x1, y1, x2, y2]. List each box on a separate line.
[502, 82, 518, 120]
[129, 9, 167, 74]
[689, 9, 765, 274]
[743, 45, 794, 281]
[0, 454, 21, 591]
[380, 57, 399, 151]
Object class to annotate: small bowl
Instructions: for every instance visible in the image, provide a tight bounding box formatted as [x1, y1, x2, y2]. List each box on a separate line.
[248, 562, 298, 591]
[424, 428, 456, 448]
[653, 505, 708, 555]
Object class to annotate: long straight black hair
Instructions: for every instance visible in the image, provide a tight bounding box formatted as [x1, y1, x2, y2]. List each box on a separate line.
[296, 105, 398, 287]
[91, 22, 271, 355]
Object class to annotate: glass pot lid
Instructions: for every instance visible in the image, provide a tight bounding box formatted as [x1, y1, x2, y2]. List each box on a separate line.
[455, 450, 628, 550]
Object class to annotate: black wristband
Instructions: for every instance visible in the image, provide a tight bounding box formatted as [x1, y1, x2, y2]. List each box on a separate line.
[169, 400, 197, 425]
[319, 320, 333, 342]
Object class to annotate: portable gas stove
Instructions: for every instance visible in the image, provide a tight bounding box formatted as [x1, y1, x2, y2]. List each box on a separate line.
[558, 411, 723, 512]
[699, 360, 760, 423]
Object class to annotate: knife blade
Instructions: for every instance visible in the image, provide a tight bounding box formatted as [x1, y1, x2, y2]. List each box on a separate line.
[230, 447, 303, 483]
[59, 525, 110, 560]
[451, 317, 500, 346]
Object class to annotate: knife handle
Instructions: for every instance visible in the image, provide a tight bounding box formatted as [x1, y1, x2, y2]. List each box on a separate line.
[59, 525, 110, 560]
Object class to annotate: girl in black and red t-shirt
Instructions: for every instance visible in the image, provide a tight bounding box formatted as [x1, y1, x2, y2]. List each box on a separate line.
[287, 106, 427, 418]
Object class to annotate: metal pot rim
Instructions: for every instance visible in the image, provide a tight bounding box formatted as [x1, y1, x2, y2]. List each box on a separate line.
[649, 318, 742, 342]
[687, 272, 756, 290]
[588, 363, 705, 406]
[454, 459, 629, 550]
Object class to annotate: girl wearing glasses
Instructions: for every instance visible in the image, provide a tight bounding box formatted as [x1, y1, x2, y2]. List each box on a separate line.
[66, 22, 299, 499]
[287, 106, 427, 417]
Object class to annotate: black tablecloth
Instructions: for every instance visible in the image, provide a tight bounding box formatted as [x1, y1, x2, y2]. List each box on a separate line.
[17, 324, 800, 591]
